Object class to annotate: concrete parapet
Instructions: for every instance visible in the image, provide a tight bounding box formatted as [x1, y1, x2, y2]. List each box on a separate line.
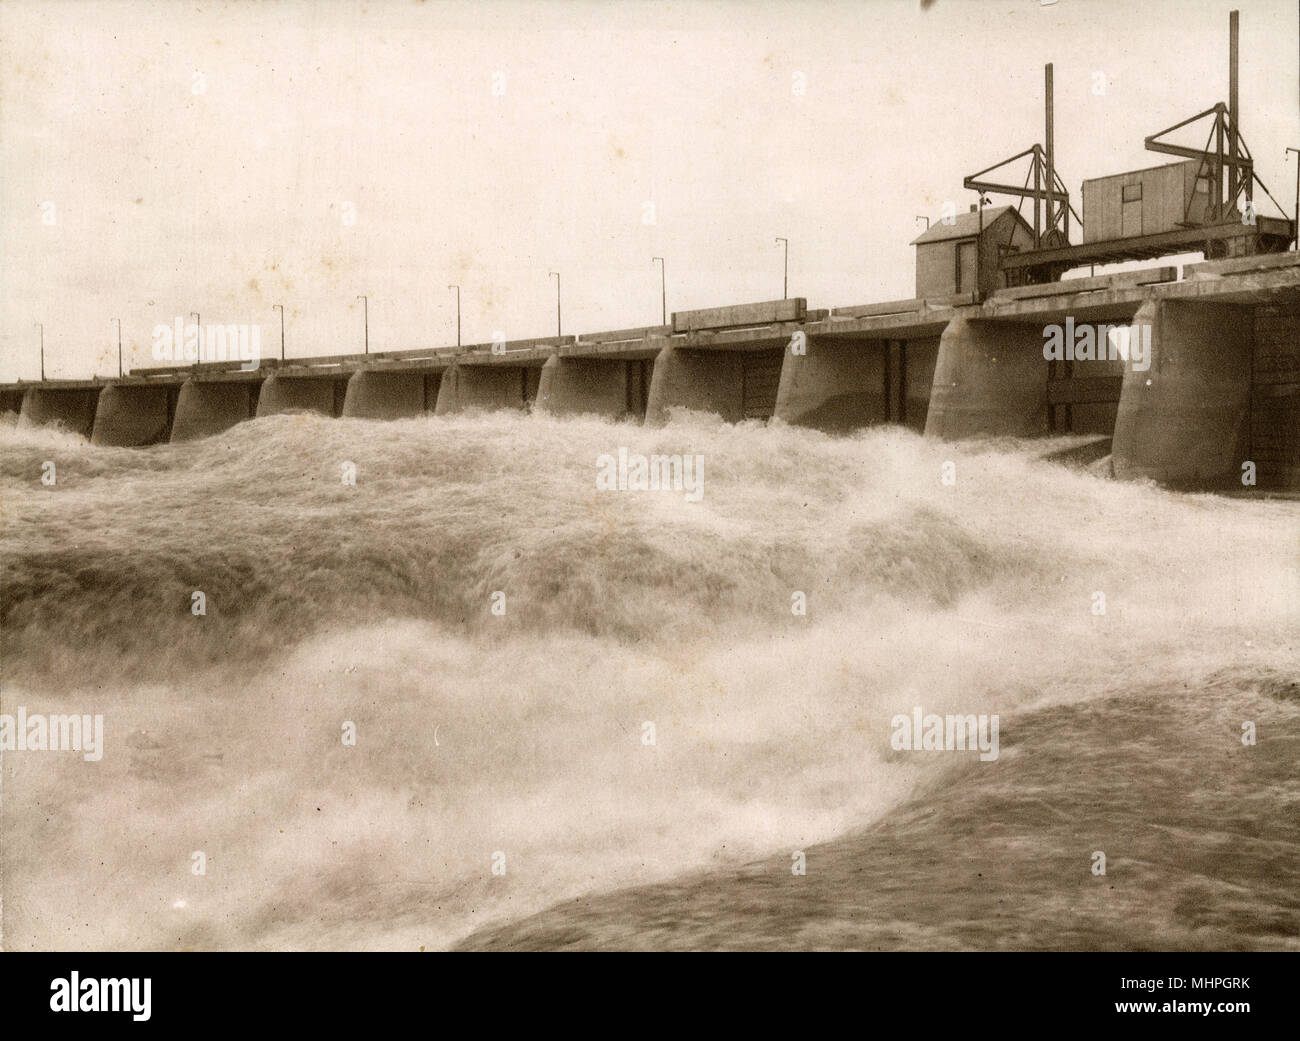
[1112, 299, 1251, 487]
[924, 319, 1049, 439]
[170, 380, 256, 442]
[535, 355, 632, 418]
[255, 373, 341, 418]
[774, 337, 886, 433]
[673, 298, 806, 332]
[644, 345, 743, 425]
[341, 369, 430, 420]
[434, 363, 532, 414]
[18, 387, 101, 438]
[90, 384, 172, 446]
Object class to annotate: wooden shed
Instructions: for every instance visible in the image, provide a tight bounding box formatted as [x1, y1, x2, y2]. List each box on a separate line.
[911, 205, 1036, 299]
[1082, 159, 1212, 243]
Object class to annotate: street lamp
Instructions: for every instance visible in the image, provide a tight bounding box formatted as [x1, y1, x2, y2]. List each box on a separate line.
[35, 322, 44, 380]
[272, 304, 285, 361]
[548, 271, 561, 336]
[112, 318, 122, 377]
[447, 284, 461, 346]
[914, 216, 930, 230]
[975, 193, 991, 299]
[357, 295, 368, 354]
[1286, 147, 1300, 251]
[774, 237, 788, 299]
[652, 257, 666, 324]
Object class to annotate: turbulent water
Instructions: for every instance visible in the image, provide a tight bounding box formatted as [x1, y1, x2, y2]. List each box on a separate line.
[1, 408, 1296, 951]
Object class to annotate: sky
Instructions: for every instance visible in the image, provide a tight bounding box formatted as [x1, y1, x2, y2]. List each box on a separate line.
[1, 0, 1297, 380]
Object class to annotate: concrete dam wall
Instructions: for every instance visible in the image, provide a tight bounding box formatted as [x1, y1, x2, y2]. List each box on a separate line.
[5, 255, 1298, 491]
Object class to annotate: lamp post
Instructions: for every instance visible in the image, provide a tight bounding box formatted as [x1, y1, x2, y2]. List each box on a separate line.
[774, 237, 788, 299]
[548, 271, 561, 336]
[975, 193, 990, 300]
[272, 304, 285, 361]
[914, 216, 930, 230]
[447, 284, 461, 346]
[652, 257, 666, 324]
[35, 322, 44, 380]
[357, 295, 368, 354]
[113, 318, 122, 377]
[1287, 147, 1300, 251]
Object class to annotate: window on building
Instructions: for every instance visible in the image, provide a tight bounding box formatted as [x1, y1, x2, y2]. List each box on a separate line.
[955, 240, 977, 294]
[1122, 183, 1143, 203]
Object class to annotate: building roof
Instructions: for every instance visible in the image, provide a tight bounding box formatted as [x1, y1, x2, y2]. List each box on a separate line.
[911, 205, 1021, 245]
[1081, 157, 1197, 186]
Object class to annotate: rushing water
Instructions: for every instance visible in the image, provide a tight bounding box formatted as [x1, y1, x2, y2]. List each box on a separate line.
[1, 409, 1296, 951]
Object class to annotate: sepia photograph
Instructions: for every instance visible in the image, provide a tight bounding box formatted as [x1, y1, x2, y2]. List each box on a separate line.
[0, 0, 1296, 1007]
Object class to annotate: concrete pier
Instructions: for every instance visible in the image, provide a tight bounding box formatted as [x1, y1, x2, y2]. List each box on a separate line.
[341, 369, 434, 420]
[644, 345, 744, 425]
[774, 338, 886, 433]
[434, 363, 535, 414]
[255, 373, 343, 418]
[90, 384, 173, 446]
[19, 387, 101, 438]
[535, 355, 636, 419]
[171, 380, 257, 442]
[924, 319, 1050, 439]
[1112, 300, 1252, 486]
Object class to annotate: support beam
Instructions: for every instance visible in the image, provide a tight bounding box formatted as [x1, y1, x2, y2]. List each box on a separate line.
[1045, 63, 1055, 240]
[1228, 9, 1239, 204]
[1112, 299, 1252, 486]
[90, 384, 172, 446]
[924, 319, 1050, 438]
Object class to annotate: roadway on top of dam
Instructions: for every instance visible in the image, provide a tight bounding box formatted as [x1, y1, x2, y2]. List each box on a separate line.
[5, 251, 1299, 392]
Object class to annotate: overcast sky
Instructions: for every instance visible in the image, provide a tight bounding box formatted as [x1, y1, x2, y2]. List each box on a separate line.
[2, 0, 1296, 380]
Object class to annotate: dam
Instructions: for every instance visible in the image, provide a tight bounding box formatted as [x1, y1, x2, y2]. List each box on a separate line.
[4, 251, 1298, 491]
[7, 1, 1300, 965]
[6, 11, 1296, 492]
